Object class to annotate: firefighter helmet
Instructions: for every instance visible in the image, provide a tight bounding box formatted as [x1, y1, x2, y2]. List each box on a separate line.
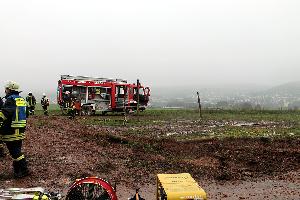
[5, 81, 20, 91]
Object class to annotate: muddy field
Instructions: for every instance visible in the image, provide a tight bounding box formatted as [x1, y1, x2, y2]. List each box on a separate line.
[0, 112, 299, 199]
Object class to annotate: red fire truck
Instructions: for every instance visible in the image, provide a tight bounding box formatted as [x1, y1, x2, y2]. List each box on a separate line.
[57, 75, 150, 115]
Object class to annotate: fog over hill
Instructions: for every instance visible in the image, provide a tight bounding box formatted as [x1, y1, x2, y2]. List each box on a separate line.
[263, 81, 300, 97]
[150, 82, 300, 109]
[1, 81, 299, 110]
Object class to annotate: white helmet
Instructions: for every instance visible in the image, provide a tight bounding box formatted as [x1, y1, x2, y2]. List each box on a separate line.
[5, 81, 20, 91]
[43, 93, 46, 96]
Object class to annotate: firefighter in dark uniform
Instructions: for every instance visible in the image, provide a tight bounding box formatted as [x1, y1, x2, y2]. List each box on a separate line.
[0, 81, 30, 178]
[63, 91, 71, 108]
[68, 96, 78, 119]
[41, 93, 50, 116]
[26, 92, 36, 115]
[0, 97, 4, 157]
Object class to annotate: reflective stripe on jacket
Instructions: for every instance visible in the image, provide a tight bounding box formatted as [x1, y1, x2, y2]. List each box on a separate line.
[0, 93, 27, 141]
[0, 129, 25, 141]
[10, 95, 27, 128]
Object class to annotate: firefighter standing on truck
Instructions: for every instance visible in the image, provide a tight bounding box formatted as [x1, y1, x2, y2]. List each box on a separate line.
[0, 81, 30, 178]
[26, 92, 36, 115]
[41, 93, 50, 116]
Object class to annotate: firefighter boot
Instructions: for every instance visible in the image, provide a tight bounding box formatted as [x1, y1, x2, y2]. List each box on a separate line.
[13, 158, 30, 178]
[0, 147, 5, 158]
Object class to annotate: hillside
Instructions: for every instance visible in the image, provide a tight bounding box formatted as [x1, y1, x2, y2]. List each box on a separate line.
[263, 81, 300, 97]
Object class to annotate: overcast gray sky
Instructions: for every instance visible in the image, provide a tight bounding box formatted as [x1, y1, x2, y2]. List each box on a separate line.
[0, 0, 299, 94]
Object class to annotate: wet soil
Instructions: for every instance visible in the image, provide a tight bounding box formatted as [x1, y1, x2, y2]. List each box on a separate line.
[0, 115, 299, 199]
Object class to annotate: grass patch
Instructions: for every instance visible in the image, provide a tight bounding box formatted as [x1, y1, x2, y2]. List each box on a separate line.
[43, 108, 300, 139]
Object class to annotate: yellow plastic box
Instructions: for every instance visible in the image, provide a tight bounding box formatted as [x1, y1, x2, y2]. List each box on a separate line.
[156, 173, 207, 200]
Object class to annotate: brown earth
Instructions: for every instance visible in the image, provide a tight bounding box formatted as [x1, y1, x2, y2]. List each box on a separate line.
[0, 115, 299, 199]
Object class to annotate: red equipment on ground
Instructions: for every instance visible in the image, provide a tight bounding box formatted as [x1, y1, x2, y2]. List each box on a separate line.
[65, 177, 118, 200]
[57, 75, 150, 115]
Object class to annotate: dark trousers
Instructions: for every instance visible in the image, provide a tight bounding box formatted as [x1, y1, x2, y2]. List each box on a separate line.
[0, 141, 4, 156]
[4, 140, 28, 176]
[42, 105, 48, 115]
[68, 108, 76, 119]
[5, 140, 23, 159]
[27, 106, 35, 115]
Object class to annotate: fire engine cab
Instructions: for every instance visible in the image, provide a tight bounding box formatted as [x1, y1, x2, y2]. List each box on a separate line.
[57, 75, 150, 115]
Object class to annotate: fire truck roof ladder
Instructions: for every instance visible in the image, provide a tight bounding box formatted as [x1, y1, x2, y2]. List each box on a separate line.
[61, 75, 127, 83]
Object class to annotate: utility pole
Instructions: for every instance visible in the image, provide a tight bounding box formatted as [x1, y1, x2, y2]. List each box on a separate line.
[197, 92, 202, 118]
